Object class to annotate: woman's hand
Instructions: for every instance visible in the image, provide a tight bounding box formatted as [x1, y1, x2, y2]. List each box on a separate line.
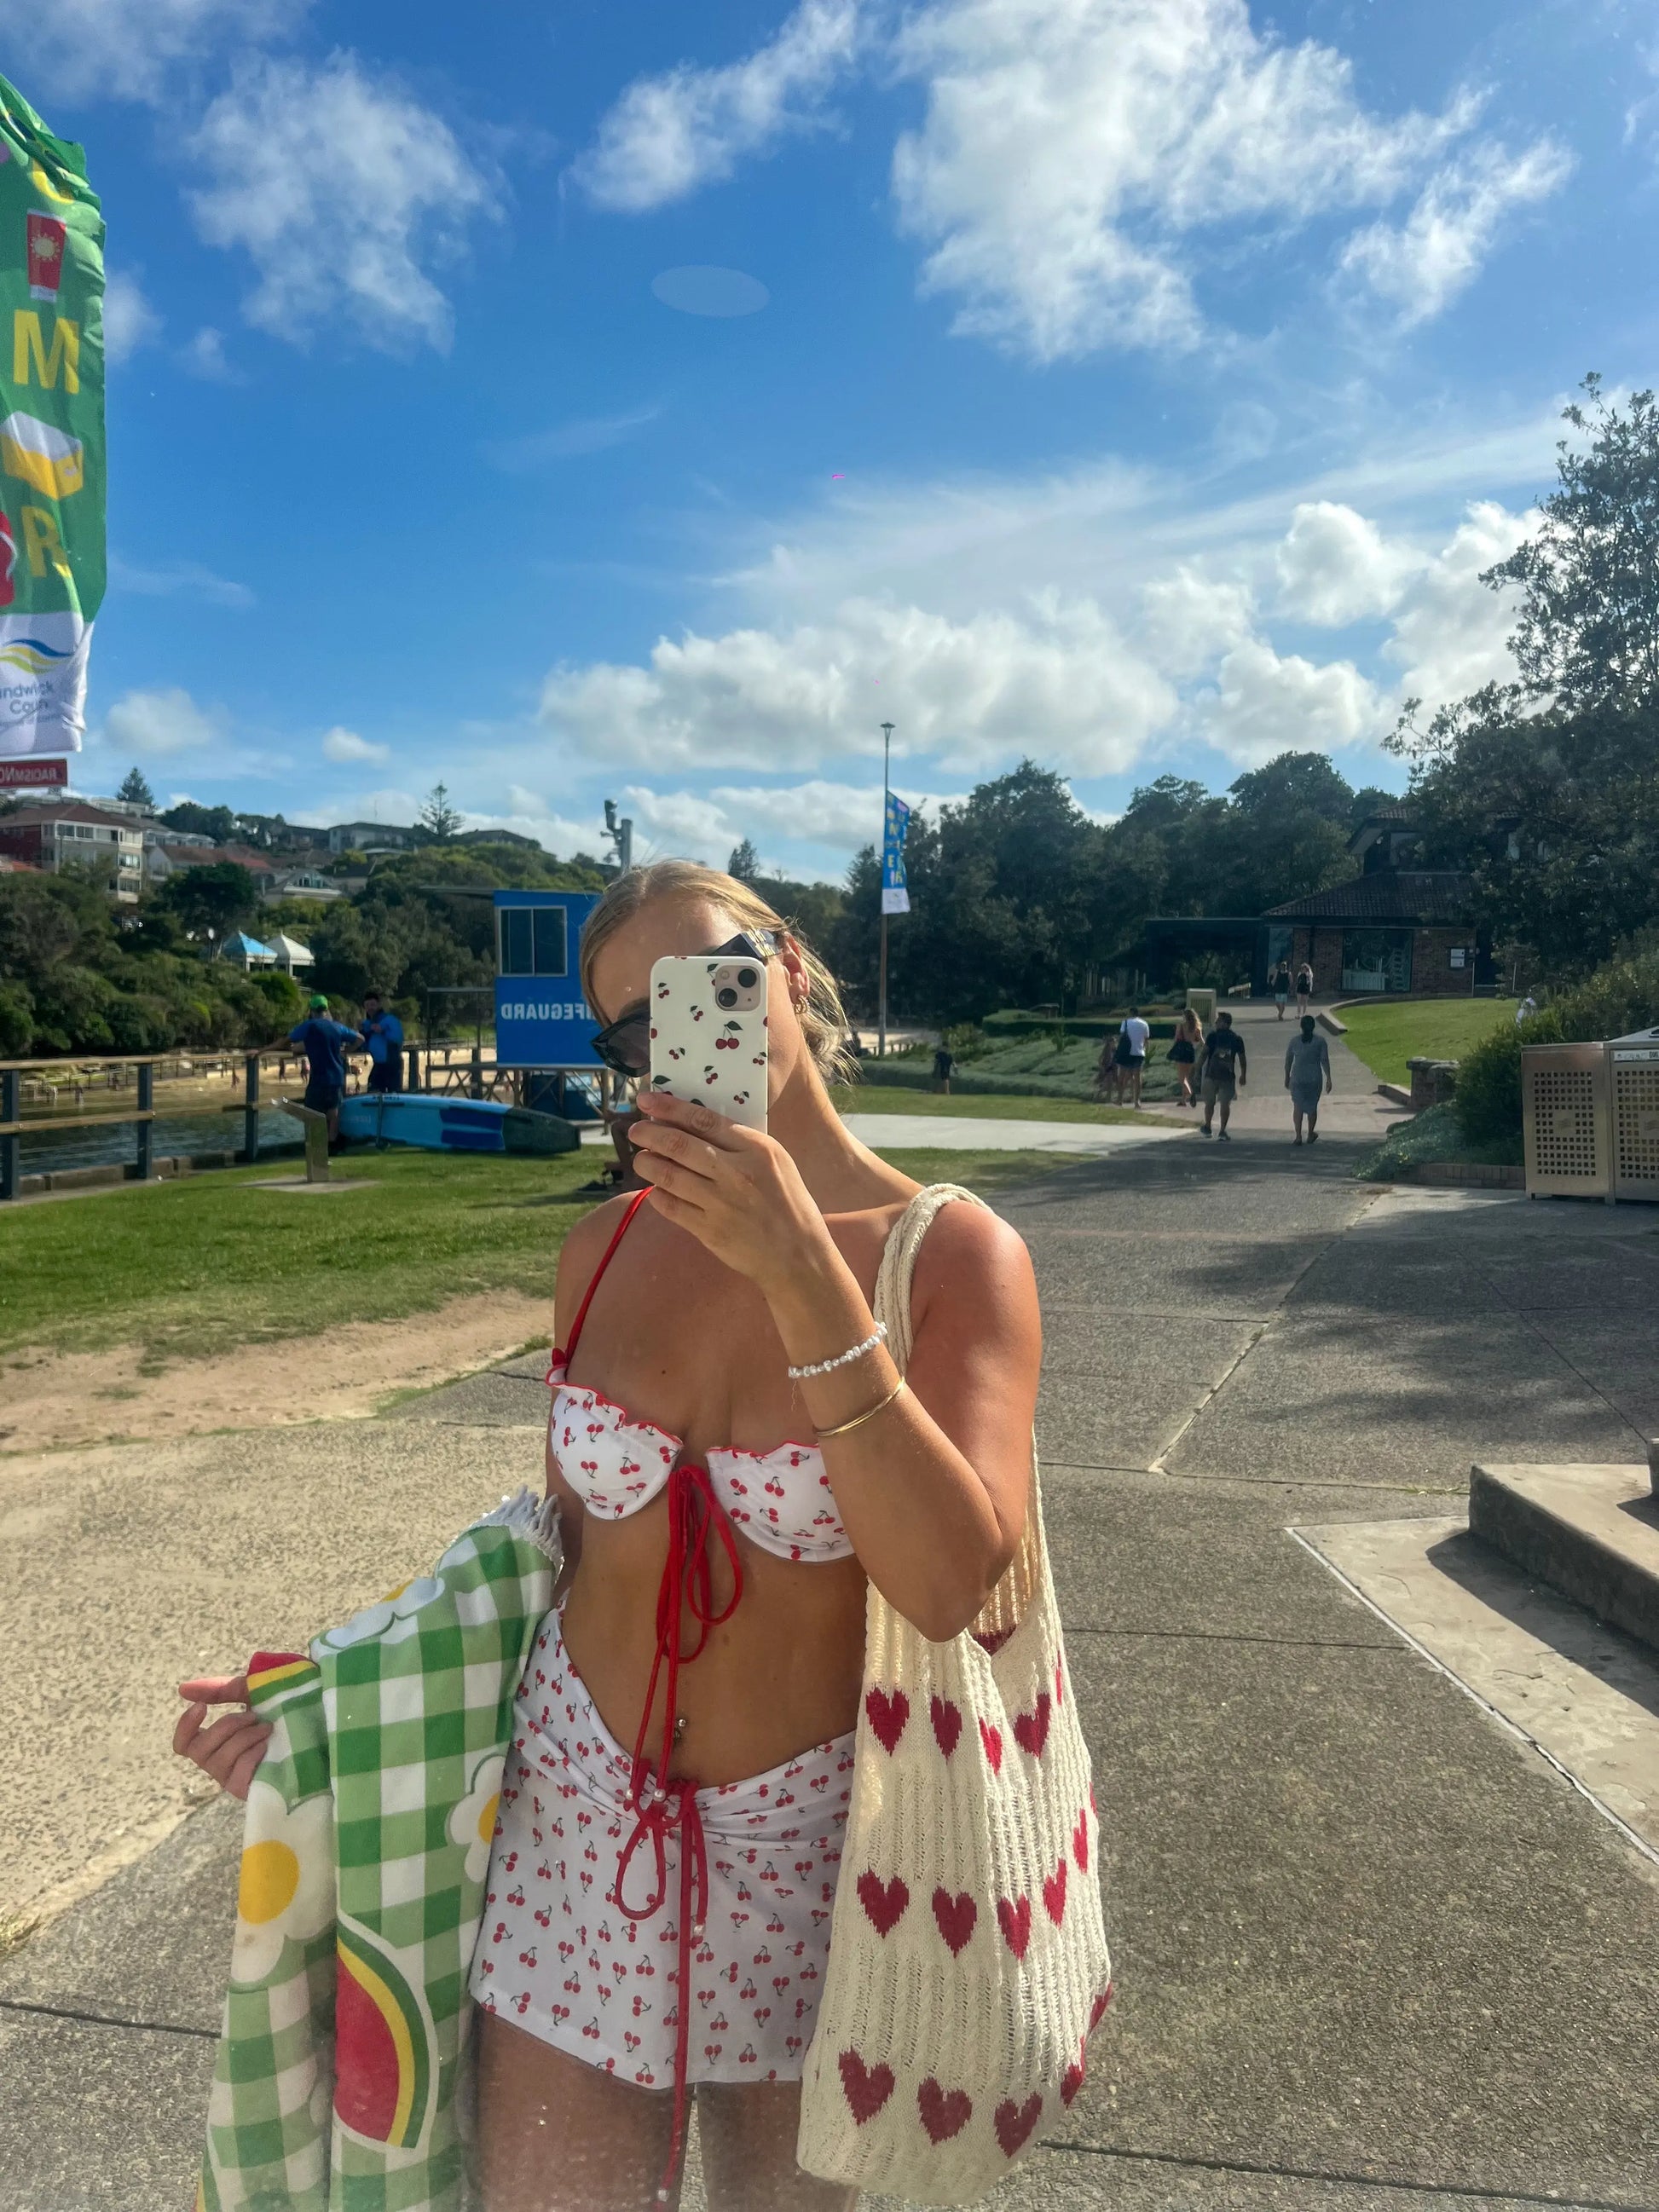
[626, 1090, 832, 1293]
[175, 1675, 270, 1801]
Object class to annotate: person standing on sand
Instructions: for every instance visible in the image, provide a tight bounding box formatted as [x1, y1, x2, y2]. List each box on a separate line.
[1284, 1014, 1332, 1146]
[1199, 1009, 1246, 1141]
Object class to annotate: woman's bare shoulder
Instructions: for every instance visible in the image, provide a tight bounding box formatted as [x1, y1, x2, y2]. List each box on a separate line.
[911, 1196, 1037, 1314]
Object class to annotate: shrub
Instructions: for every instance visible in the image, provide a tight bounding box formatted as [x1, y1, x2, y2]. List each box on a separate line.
[0, 979, 33, 1056]
[1456, 950, 1659, 1147]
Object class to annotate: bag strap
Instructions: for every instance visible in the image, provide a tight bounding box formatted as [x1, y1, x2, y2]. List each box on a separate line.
[872, 1183, 986, 1372]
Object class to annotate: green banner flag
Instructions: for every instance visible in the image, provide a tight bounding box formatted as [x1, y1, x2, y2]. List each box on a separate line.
[0, 72, 104, 759]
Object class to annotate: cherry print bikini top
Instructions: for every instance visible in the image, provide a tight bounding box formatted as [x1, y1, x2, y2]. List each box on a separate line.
[545, 1188, 854, 1565]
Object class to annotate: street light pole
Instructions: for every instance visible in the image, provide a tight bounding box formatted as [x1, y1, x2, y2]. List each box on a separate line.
[877, 722, 894, 1059]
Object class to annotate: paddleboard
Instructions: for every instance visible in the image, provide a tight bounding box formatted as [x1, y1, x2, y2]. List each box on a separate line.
[337, 1094, 580, 1155]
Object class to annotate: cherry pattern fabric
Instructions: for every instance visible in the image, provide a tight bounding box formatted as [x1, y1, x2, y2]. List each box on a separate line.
[470, 1612, 854, 2088]
[545, 1362, 853, 1563]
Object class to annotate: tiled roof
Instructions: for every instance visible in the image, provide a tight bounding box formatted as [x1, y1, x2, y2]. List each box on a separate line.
[1265, 870, 1475, 923]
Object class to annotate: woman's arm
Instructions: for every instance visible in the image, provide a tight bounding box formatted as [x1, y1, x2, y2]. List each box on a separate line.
[628, 1095, 1039, 1640]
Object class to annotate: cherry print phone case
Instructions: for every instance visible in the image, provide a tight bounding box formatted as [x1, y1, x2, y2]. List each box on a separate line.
[648, 953, 769, 1131]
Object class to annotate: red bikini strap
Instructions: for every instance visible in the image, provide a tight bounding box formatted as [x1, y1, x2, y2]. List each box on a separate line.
[562, 1187, 651, 1360]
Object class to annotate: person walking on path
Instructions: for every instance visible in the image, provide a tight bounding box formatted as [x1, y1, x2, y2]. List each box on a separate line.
[1199, 1009, 1246, 1140]
[1294, 962, 1314, 1016]
[287, 994, 362, 1150]
[359, 990, 405, 1094]
[1168, 1007, 1203, 1106]
[933, 1040, 954, 1094]
[1273, 962, 1291, 1019]
[1284, 1014, 1332, 1145]
[1114, 1004, 1151, 1106]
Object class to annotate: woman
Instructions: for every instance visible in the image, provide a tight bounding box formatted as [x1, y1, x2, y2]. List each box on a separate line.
[1167, 1007, 1202, 1106]
[1294, 962, 1314, 1017]
[1284, 1014, 1332, 1145]
[176, 863, 1042, 2212]
[1272, 962, 1290, 1020]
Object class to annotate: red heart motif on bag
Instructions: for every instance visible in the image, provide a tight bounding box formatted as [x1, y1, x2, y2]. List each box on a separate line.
[973, 1623, 1014, 1656]
[864, 1686, 910, 1754]
[839, 2048, 896, 2125]
[1055, 1656, 1065, 1706]
[979, 1719, 1003, 1775]
[917, 2078, 973, 2144]
[1072, 1812, 1090, 1872]
[996, 1894, 1032, 1960]
[931, 1887, 977, 1956]
[1088, 1983, 1114, 2035]
[1061, 2056, 1084, 2106]
[855, 1870, 910, 1936]
[929, 1695, 962, 1758]
[1013, 1691, 1051, 1759]
[994, 2092, 1043, 2157]
[1043, 1857, 1067, 1926]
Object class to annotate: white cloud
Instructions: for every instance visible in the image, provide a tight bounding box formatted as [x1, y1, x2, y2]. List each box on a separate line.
[1385, 499, 1530, 711]
[102, 272, 162, 362]
[321, 726, 390, 765]
[540, 592, 1176, 776]
[181, 326, 239, 381]
[26, 0, 306, 104]
[1139, 566, 1254, 677]
[889, 0, 1535, 359]
[621, 777, 922, 861]
[483, 406, 660, 469]
[108, 553, 254, 608]
[1340, 136, 1571, 327]
[187, 54, 497, 350]
[574, 0, 864, 212]
[1195, 636, 1381, 765]
[102, 687, 228, 756]
[1275, 501, 1421, 627]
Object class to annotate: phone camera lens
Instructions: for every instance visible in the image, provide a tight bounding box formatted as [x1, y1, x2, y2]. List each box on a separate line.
[737, 967, 758, 988]
[716, 986, 738, 1009]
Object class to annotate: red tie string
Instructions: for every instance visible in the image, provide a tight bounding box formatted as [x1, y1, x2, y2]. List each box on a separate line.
[610, 1458, 743, 2206]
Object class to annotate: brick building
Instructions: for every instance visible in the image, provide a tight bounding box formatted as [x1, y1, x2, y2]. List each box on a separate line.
[1263, 871, 1491, 997]
[0, 803, 146, 900]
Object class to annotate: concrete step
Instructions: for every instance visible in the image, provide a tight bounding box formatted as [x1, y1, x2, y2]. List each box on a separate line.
[1469, 1456, 1659, 1653]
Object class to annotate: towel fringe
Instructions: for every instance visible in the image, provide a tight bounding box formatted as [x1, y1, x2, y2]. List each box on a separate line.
[476, 1487, 564, 1566]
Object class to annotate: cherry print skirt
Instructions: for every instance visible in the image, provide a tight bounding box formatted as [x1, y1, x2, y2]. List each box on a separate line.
[470, 1609, 855, 2090]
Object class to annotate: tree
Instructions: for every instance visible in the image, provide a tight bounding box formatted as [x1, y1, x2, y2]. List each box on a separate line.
[154, 860, 260, 945]
[1483, 374, 1659, 713]
[727, 837, 760, 883]
[160, 800, 238, 843]
[418, 783, 463, 841]
[117, 766, 155, 807]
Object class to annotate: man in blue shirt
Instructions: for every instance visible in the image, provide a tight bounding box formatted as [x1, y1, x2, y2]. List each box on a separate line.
[360, 991, 405, 1094]
[288, 994, 361, 1146]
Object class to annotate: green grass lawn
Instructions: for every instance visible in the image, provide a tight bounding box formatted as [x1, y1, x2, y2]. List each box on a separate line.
[831, 1086, 1182, 1125]
[1339, 998, 1519, 1088]
[0, 1142, 1078, 1362]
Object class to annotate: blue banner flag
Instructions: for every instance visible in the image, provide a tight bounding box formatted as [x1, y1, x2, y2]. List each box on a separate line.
[881, 791, 910, 915]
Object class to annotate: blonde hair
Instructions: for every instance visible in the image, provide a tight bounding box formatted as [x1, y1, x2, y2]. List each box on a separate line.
[580, 860, 858, 1086]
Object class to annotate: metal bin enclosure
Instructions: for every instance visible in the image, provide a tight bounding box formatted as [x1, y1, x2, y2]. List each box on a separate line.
[1522, 1041, 1611, 1199]
[1610, 1025, 1659, 1204]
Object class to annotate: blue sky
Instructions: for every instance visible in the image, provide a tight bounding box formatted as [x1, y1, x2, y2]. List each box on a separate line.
[20, 0, 1659, 879]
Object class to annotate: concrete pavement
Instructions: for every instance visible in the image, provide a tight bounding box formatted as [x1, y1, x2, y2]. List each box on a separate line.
[842, 1112, 1193, 1154]
[4, 1135, 1659, 2210]
[1187, 1000, 1405, 1145]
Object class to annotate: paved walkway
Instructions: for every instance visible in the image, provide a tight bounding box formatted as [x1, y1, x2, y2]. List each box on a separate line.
[843, 1112, 1191, 1154]
[1185, 999, 1405, 1144]
[3, 1140, 1658, 2210]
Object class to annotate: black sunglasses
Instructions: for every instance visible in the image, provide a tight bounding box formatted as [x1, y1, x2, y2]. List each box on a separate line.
[589, 930, 778, 1077]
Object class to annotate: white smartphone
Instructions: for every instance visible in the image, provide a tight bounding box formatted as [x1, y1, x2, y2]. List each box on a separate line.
[647, 953, 770, 1131]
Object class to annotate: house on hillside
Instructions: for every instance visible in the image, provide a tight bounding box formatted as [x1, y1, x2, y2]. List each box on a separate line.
[0, 803, 147, 899]
[267, 865, 343, 902]
[327, 820, 413, 853]
[146, 842, 280, 894]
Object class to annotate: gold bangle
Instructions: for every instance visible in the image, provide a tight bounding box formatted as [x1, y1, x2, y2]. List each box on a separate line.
[814, 1377, 907, 1440]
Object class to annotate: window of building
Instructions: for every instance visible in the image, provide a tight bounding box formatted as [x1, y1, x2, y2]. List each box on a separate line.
[1341, 928, 1413, 993]
[499, 904, 569, 978]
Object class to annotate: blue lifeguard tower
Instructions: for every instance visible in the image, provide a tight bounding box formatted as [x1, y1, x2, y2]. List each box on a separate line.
[492, 889, 604, 1119]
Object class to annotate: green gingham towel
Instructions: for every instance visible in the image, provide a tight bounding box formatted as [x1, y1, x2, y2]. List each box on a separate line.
[199, 1490, 562, 2212]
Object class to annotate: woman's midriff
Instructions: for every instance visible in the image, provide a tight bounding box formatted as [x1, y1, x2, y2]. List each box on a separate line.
[558, 1517, 868, 1787]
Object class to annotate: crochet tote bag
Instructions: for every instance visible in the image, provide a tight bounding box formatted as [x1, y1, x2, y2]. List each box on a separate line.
[796, 1186, 1114, 2203]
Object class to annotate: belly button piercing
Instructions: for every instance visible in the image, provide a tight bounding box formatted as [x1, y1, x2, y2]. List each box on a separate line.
[674, 1714, 688, 1741]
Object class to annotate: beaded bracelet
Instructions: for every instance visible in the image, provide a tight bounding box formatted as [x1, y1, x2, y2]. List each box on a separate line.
[787, 1321, 887, 1382]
